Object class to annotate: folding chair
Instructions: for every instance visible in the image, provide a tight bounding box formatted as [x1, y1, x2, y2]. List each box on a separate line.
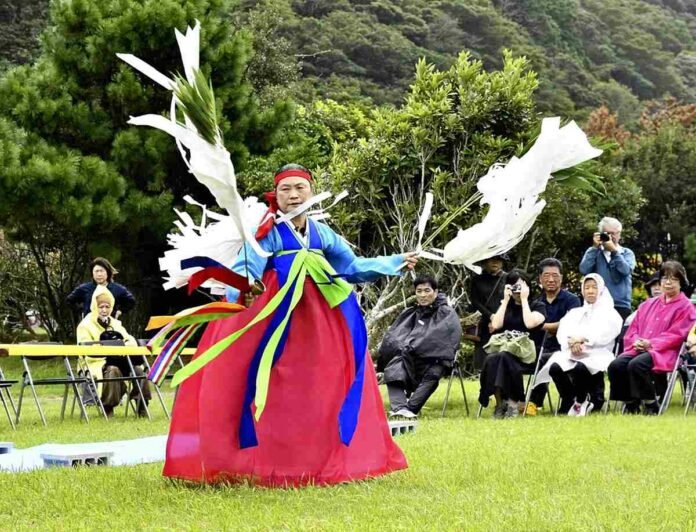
[659, 343, 688, 415]
[76, 340, 151, 420]
[441, 352, 470, 417]
[682, 355, 696, 416]
[15, 343, 91, 426]
[0, 366, 18, 430]
[521, 336, 554, 417]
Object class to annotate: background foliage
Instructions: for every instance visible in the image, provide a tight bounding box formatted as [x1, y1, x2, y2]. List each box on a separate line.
[0, 0, 693, 343]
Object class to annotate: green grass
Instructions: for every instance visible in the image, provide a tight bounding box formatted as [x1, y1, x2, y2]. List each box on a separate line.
[1, 357, 696, 531]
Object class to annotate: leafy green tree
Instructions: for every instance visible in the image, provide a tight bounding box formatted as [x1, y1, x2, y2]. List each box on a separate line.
[0, 0, 293, 339]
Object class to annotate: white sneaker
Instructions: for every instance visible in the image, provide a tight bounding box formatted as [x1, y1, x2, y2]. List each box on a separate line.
[578, 400, 594, 417]
[394, 408, 417, 419]
[567, 402, 582, 417]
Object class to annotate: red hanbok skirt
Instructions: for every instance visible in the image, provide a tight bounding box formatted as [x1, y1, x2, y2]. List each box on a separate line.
[162, 271, 407, 487]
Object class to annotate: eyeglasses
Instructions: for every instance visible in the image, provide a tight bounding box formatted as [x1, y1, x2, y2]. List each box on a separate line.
[541, 273, 561, 280]
[660, 276, 680, 284]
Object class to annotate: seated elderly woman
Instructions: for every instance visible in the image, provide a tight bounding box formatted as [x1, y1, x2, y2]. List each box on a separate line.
[608, 261, 696, 415]
[478, 269, 546, 418]
[532, 274, 623, 416]
[77, 285, 151, 417]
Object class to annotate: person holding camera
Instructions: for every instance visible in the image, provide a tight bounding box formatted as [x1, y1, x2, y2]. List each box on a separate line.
[478, 269, 546, 418]
[579, 217, 636, 320]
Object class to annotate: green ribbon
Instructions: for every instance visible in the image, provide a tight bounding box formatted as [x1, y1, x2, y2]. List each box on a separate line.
[171, 248, 353, 420]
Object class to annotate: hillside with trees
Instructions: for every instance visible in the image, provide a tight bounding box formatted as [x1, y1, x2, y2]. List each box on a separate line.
[0, 0, 693, 343]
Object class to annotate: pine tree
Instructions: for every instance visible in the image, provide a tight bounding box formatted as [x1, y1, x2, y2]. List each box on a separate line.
[0, 0, 293, 338]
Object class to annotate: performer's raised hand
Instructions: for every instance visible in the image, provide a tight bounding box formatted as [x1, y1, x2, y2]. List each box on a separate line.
[403, 252, 419, 270]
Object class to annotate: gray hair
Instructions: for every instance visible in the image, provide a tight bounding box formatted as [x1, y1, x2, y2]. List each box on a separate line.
[598, 216, 622, 232]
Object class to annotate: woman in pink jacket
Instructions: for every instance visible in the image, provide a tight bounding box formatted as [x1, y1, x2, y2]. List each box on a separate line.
[608, 261, 696, 414]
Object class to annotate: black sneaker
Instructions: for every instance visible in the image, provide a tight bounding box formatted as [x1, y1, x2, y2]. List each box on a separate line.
[643, 401, 660, 416]
[623, 402, 641, 415]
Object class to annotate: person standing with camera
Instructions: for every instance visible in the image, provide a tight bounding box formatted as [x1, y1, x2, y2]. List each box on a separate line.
[579, 217, 636, 320]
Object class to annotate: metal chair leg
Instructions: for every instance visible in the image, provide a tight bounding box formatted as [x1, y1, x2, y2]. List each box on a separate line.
[127, 358, 151, 421]
[23, 359, 47, 426]
[63, 358, 89, 423]
[457, 369, 470, 417]
[143, 357, 169, 419]
[441, 372, 455, 417]
[0, 390, 15, 430]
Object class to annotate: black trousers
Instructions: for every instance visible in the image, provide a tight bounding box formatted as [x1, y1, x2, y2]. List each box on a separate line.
[549, 362, 605, 413]
[613, 306, 631, 353]
[473, 321, 493, 371]
[478, 351, 534, 407]
[608, 352, 667, 403]
[387, 358, 446, 414]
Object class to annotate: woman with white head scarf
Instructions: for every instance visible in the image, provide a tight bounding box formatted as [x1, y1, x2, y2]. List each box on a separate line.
[533, 273, 623, 415]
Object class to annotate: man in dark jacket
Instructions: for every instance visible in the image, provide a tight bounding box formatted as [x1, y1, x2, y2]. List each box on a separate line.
[469, 254, 508, 370]
[379, 275, 462, 418]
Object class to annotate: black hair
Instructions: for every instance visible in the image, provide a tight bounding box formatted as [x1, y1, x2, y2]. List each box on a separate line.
[413, 274, 438, 291]
[506, 268, 530, 286]
[538, 257, 563, 275]
[90, 257, 117, 282]
[659, 260, 689, 292]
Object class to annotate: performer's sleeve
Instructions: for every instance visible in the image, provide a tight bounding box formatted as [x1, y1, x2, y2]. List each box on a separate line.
[320, 225, 405, 283]
[225, 234, 277, 302]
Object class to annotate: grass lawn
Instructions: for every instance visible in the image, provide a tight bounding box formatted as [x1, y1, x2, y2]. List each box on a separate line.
[1, 357, 696, 531]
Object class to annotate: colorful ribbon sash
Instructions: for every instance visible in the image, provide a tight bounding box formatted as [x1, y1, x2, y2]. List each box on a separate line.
[149, 221, 368, 449]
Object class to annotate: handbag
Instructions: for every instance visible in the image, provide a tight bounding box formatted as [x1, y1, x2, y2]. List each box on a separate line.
[483, 330, 536, 364]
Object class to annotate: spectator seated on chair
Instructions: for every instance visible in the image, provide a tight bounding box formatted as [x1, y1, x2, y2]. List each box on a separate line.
[478, 269, 546, 419]
[379, 275, 462, 419]
[533, 274, 622, 416]
[526, 258, 581, 416]
[76, 285, 151, 417]
[608, 261, 696, 415]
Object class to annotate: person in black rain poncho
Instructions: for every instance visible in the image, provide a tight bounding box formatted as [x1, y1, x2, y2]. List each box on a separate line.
[378, 275, 462, 418]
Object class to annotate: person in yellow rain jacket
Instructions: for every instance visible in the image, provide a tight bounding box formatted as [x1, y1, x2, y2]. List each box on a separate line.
[76, 285, 150, 417]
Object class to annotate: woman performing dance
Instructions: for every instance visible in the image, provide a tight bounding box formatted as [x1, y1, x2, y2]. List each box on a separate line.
[161, 164, 417, 486]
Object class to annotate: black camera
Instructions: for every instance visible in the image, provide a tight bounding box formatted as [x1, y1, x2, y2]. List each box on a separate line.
[511, 283, 522, 294]
[599, 232, 611, 242]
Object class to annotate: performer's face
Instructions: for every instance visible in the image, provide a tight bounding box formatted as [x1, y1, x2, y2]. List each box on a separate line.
[276, 177, 312, 213]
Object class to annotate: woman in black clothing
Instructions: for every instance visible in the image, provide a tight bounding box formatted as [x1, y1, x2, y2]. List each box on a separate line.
[478, 269, 546, 418]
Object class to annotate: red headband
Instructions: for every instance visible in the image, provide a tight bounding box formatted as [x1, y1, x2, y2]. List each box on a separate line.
[274, 168, 313, 186]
